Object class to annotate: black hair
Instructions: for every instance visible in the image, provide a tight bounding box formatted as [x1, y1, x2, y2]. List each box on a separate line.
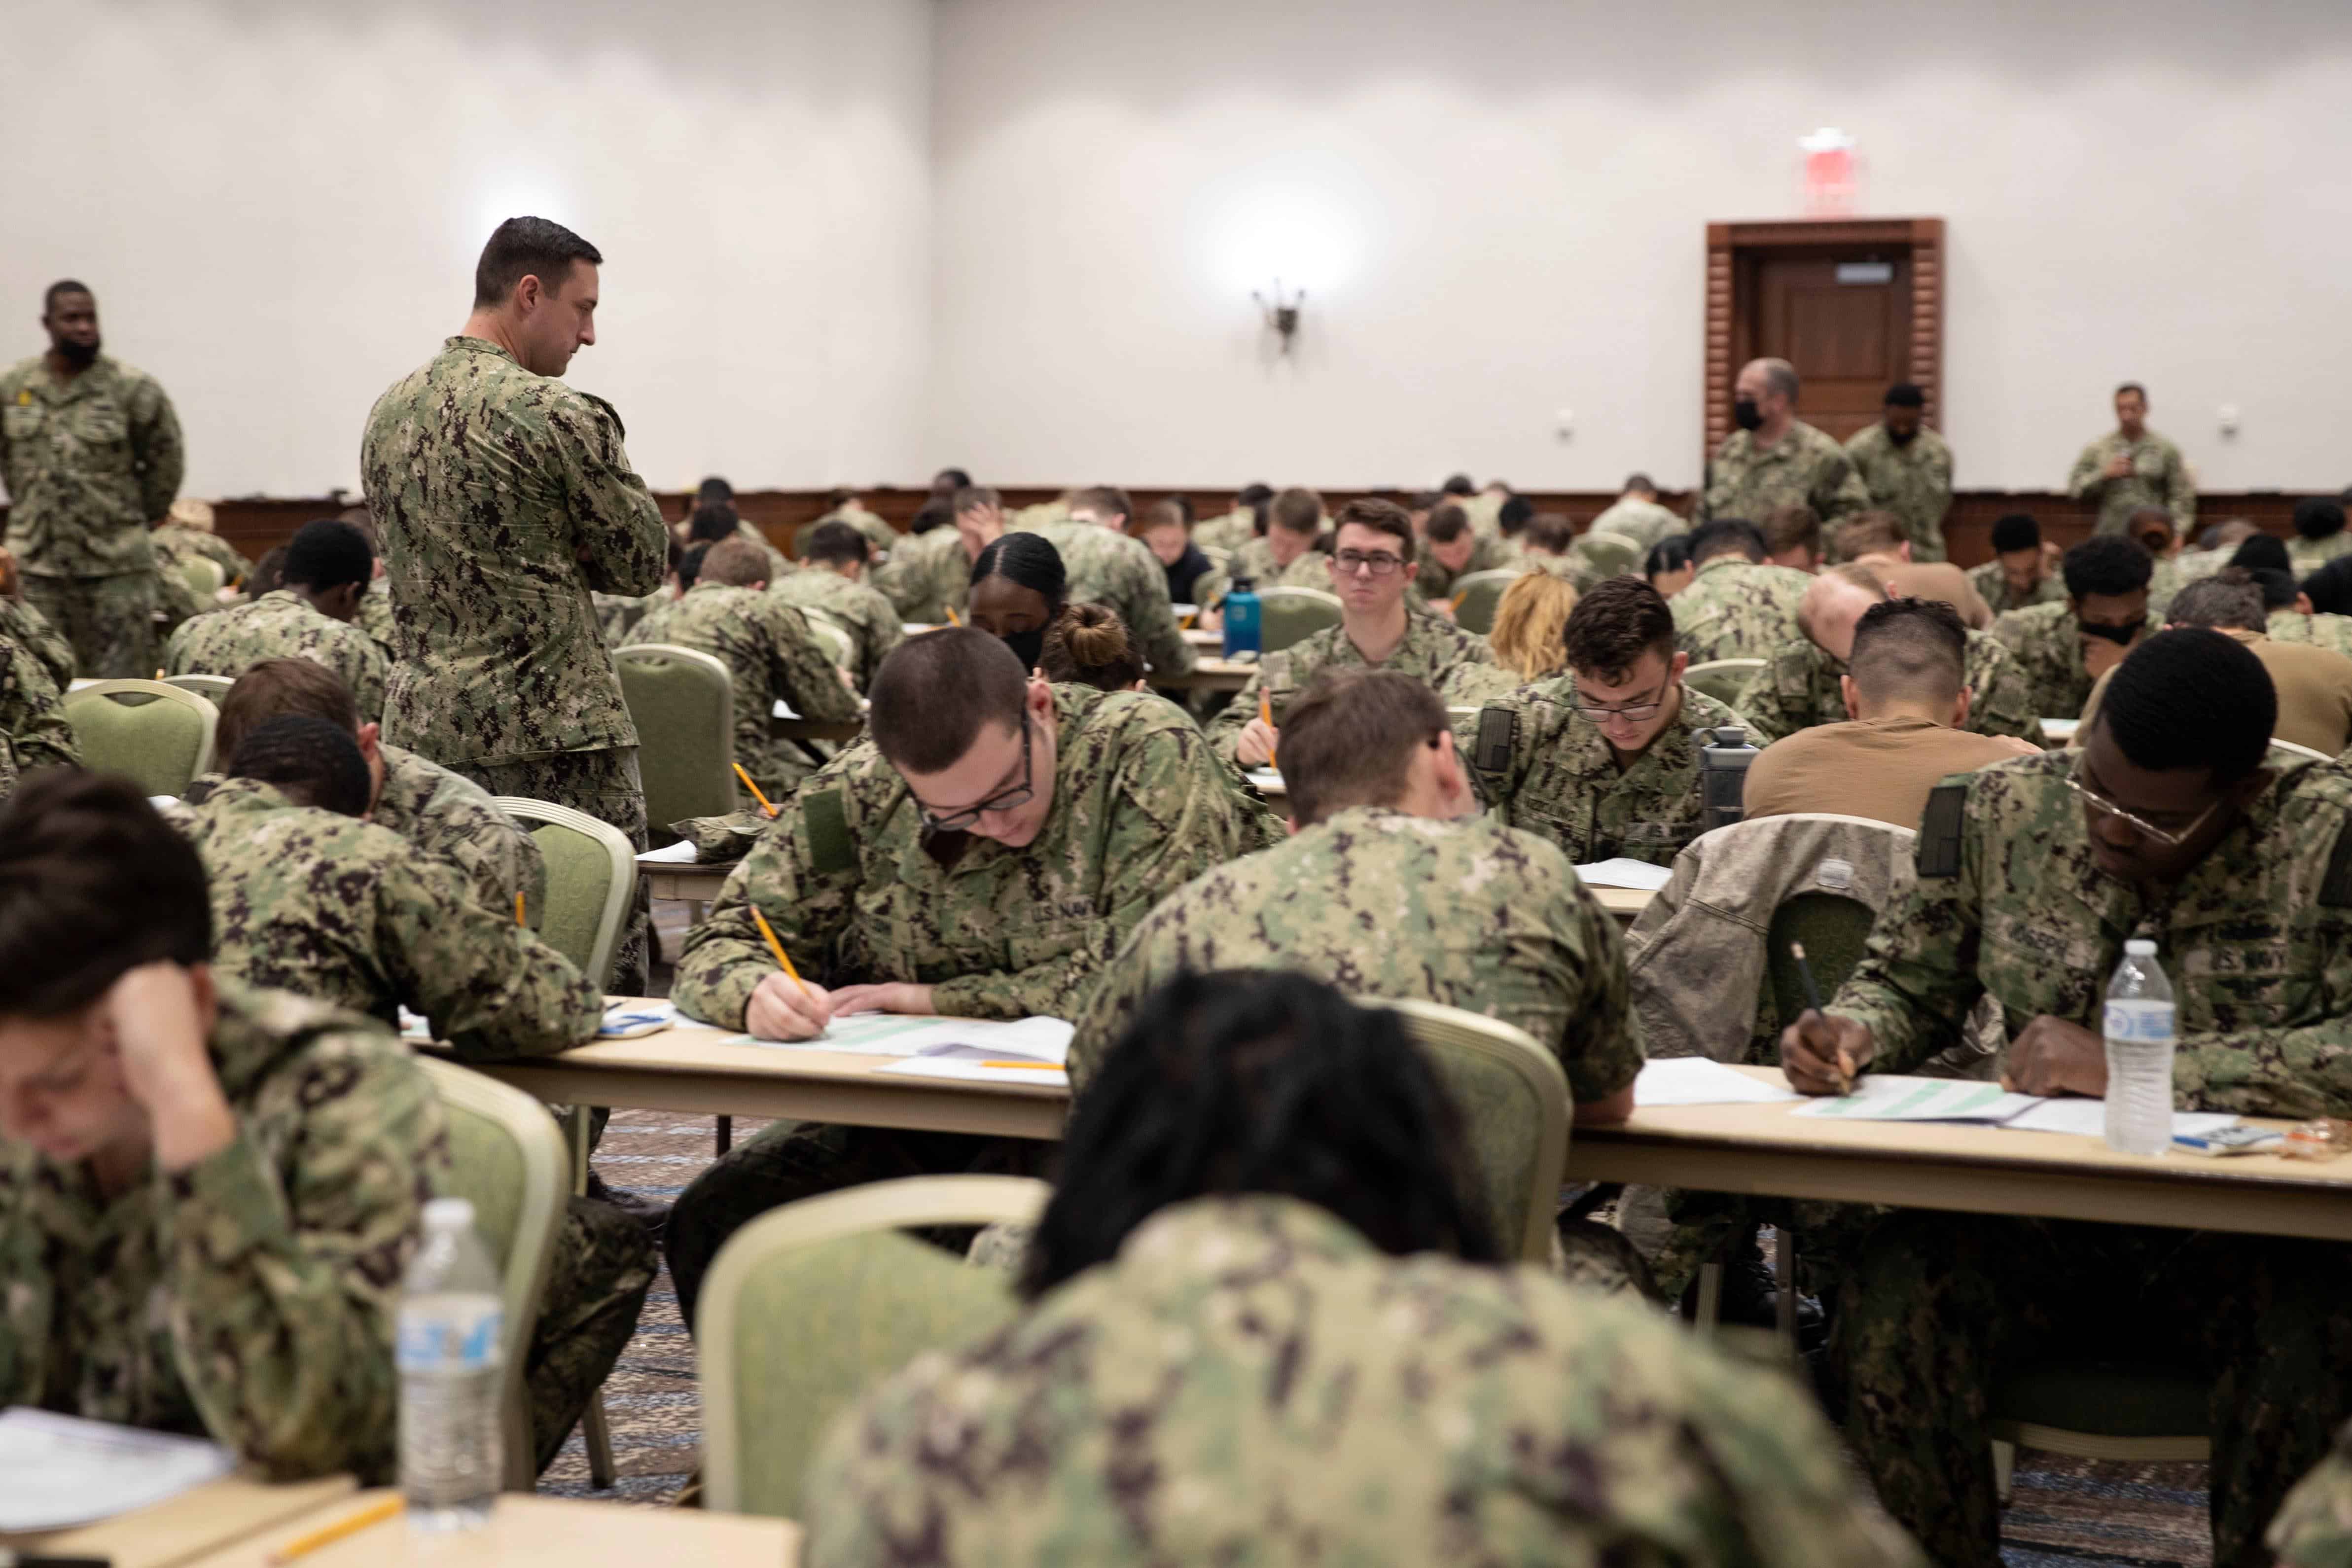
[1022, 971, 1502, 1299]
[1884, 382, 1926, 408]
[1990, 513, 2041, 554]
[696, 476, 733, 505]
[906, 499, 953, 536]
[2246, 567, 2301, 611]
[2293, 498, 2347, 542]
[1440, 474, 1476, 497]
[677, 543, 711, 590]
[2230, 534, 2291, 573]
[801, 521, 870, 568]
[0, 771, 210, 1017]
[1847, 596, 1967, 703]
[280, 519, 374, 593]
[931, 467, 973, 494]
[2165, 573, 2267, 634]
[2115, 381, 2147, 402]
[228, 715, 372, 818]
[2098, 630, 2274, 785]
[1235, 483, 1274, 509]
[969, 531, 1069, 615]
[1497, 495, 1533, 536]
[2304, 556, 2352, 617]
[42, 280, 93, 315]
[1689, 517, 1767, 566]
[2062, 534, 2153, 601]
[471, 216, 601, 308]
[245, 545, 289, 598]
[686, 503, 739, 544]
[1623, 472, 1658, 495]
[1644, 534, 1693, 578]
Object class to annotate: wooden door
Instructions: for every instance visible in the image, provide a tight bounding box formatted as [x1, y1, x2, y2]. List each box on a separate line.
[1747, 252, 1913, 442]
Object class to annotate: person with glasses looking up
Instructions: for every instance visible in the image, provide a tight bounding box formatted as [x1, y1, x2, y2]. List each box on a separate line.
[1206, 498, 1493, 769]
[1465, 576, 1751, 867]
[1781, 628, 2352, 1568]
[662, 628, 1259, 1327]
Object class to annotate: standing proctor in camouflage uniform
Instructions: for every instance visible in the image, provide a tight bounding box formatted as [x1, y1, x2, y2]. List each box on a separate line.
[0, 773, 440, 1483]
[1782, 632, 2352, 1568]
[2067, 381, 2196, 537]
[663, 632, 1255, 1325]
[626, 538, 862, 800]
[173, 719, 651, 1470]
[1844, 384, 1954, 560]
[0, 588, 76, 690]
[1668, 519, 1817, 663]
[1586, 473, 1684, 552]
[1993, 535, 2159, 720]
[0, 281, 182, 677]
[772, 521, 903, 692]
[1695, 358, 1870, 532]
[359, 218, 667, 991]
[165, 521, 388, 722]
[1471, 577, 1748, 867]
[1738, 566, 2039, 743]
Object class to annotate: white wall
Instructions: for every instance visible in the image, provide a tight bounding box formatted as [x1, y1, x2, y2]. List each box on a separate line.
[0, 0, 933, 499]
[929, 0, 2352, 493]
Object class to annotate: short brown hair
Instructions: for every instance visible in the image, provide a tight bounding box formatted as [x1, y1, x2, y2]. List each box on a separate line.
[699, 536, 771, 588]
[1487, 571, 1578, 681]
[2166, 573, 2266, 633]
[1133, 499, 1188, 538]
[1278, 669, 1449, 826]
[868, 628, 1030, 774]
[1423, 503, 1471, 546]
[1039, 604, 1143, 691]
[472, 215, 601, 309]
[1329, 497, 1415, 564]
[1522, 513, 1574, 555]
[1270, 487, 1324, 538]
[217, 657, 358, 764]
[1069, 486, 1133, 526]
[952, 484, 1001, 518]
[1561, 577, 1676, 683]
[1847, 598, 1967, 707]
[1828, 511, 1908, 563]
[1763, 502, 1820, 559]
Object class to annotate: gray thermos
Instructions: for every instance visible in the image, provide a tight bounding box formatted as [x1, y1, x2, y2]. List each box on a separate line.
[1699, 725, 1758, 834]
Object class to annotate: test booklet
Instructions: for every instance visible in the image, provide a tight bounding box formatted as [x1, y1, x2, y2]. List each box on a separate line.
[1634, 1058, 1802, 1106]
[0, 1407, 234, 1532]
[1574, 857, 1674, 891]
[1793, 1074, 2238, 1138]
[726, 1012, 1073, 1066]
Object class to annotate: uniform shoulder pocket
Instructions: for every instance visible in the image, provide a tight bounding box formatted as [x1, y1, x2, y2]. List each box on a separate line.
[802, 788, 857, 876]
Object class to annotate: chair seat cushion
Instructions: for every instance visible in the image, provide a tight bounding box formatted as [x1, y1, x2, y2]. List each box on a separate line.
[1992, 1361, 2209, 1438]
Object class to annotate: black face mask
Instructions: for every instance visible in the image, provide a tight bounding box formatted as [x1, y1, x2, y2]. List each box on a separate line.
[1003, 626, 1047, 671]
[1732, 398, 1764, 431]
[1887, 425, 1918, 446]
[2079, 620, 2140, 646]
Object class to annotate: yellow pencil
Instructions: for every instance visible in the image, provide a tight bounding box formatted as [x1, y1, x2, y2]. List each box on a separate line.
[268, 1494, 403, 1564]
[980, 1060, 1064, 1070]
[732, 761, 778, 819]
[1260, 691, 1277, 767]
[944, 605, 962, 626]
[514, 891, 526, 927]
[750, 906, 809, 998]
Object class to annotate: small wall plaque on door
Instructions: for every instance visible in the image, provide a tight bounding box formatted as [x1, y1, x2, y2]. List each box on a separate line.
[1836, 261, 1894, 285]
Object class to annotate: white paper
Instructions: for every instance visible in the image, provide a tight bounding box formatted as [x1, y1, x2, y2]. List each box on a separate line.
[771, 697, 804, 719]
[2040, 717, 2080, 741]
[1792, 1075, 2043, 1123]
[637, 839, 701, 864]
[2002, 1098, 2239, 1139]
[1246, 768, 1286, 793]
[0, 1407, 235, 1532]
[728, 1012, 1073, 1063]
[874, 1056, 1069, 1086]
[1635, 1058, 1801, 1106]
[1172, 603, 1198, 618]
[1574, 857, 1674, 891]
[148, 794, 178, 808]
[600, 1000, 677, 1038]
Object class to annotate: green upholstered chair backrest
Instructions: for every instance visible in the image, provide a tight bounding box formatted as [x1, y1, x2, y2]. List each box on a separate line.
[1573, 532, 1644, 579]
[614, 643, 736, 828]
[63, 681, 217, 797]
[1256, 587, 1344, 653]
[416, 1058, 567, 1490]
[1448, 569, 1521, 635]
[699, 1176, 1050, 1520]
[1387, 999, 1569, 1264]
[1761, 890, 1880, 1049]
[1684, 658, 1766, 709]
[492, 798, 634, 991]
[161, 673, 235, 704]
[179, 556, 225, 601]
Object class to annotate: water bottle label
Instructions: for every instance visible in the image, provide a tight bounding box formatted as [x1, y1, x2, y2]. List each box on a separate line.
[398, 1303, 504, 1371]
[2103, 1000, 2174, 1042]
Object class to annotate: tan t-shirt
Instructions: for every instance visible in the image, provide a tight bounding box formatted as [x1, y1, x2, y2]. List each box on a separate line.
[1852, 556, 1994, 629]
[2077, 629, 2352, 758]
[1744, 714, 2027, 830]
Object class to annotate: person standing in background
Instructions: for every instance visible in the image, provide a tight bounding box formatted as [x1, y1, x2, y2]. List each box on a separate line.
[359, 217, 667, 991]
[1694, 358, 1870, 533]
[0, 281, 183, 677]
[1844, 383, 1954, 562]
[2067, 382, 2195, 538]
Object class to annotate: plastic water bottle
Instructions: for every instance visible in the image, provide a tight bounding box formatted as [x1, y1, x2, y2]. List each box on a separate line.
[2103, 939, 2176, 1157]
[1222, 578, 1261, 657]
[398, 1198, 504, 1530]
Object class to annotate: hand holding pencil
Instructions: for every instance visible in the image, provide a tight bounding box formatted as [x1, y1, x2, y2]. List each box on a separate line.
[744, 904, 833, 1042]
[1777, 943, 1877, 1097]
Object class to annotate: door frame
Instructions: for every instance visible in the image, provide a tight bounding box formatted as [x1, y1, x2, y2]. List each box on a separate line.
[1703, 216, 1946, 463]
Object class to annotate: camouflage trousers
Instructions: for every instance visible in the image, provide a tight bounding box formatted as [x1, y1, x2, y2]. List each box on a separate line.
[665, 1120, 1052, 1329]
[1837, 1212, 2352, 1568]
[23, 570, 155, 680]
[527, 1195, 658, 1472]
[456, 746, 649, 994]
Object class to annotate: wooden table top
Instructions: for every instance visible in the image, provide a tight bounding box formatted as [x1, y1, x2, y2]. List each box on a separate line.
[4, 1473, 357, 1568]
[183, 1491, 796, 1568]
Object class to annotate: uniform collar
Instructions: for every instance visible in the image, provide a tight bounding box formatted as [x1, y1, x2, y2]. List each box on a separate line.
[443, 335, 523, 370]
[1112, 1195, 1379, 1286]
[191, 774, 304, 819]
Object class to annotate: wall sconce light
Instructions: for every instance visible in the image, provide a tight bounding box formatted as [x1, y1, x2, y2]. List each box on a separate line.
[1253, 280, 1305, 355]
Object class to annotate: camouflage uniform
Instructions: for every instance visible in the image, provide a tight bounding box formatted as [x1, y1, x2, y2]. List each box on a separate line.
[2066, 427, 2196, 536]
[1734, 630, 2039, 744]
[591, 588, 664, 649]
[1021, 520, 1197, 680]
[627, 581, 862, 799]
[665, 685, 1256, 1324]
[2271, 1432, 2352, 1565]
[0, 597, 75, 689]
[1468, 682, 1746, 867]
[0, 624, 79, 784]
[1191, 505, 1257, 556]
[0, 982, 442, 1482]
[1669, 555, 1817, 663]
[1992, 600, 2161, 720]
[173, 775, 652, 1468]
[1964, 559, 2065, 617]
[772, 568, 904, 692]
[150, 522, 248, 583]
[800, 1194, 1924, 1568]
[2289, 532, 2352, 577]
[354, 578, 396, 661]
[1694, 420, 1871, 531]
[360, 336, 668, 991]
[1826, 751, 2352, 1567]
[795, 500, 898, 562]
[1585, 495, 1684, 553]
[1843, 423, 1955, 560]
[1233, 535, 1332, 591]
[164, 590, 388, 723]
[873, 525, 968, 624]
[0, 355, 182, 678]
[2272, 609, 2352, 659]
[1202, 613, 1492, 765]
[1415, 532, 1518, 602]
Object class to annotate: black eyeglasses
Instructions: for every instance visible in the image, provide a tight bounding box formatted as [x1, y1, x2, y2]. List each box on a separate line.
[912, 717, 1034, 834]
[1572, 679, 1670, 724]
[1333, 550, 1408, 577]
